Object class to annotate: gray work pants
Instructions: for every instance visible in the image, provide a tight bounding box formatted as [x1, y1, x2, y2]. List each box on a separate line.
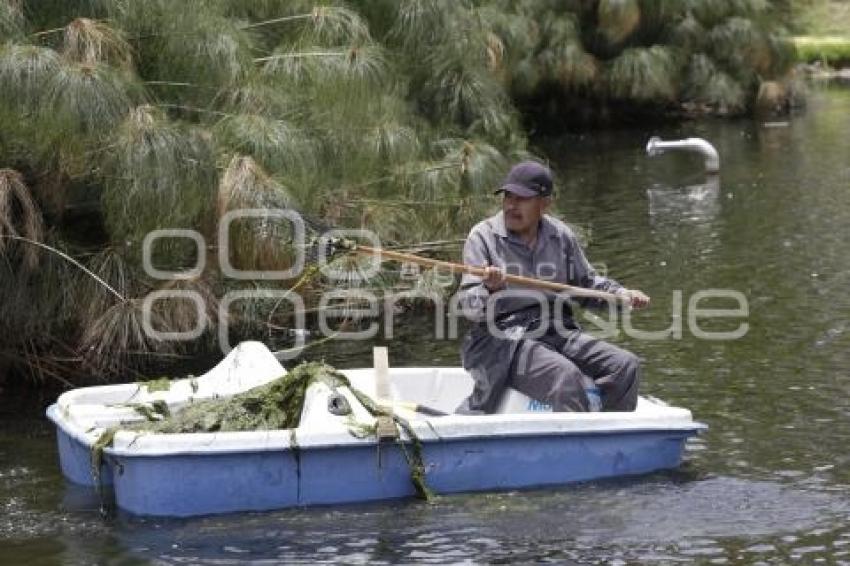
[510, 330, 640, 412]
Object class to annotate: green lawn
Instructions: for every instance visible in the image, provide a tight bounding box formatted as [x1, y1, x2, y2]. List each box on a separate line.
[793, 35, 850, 64]
[791, 0, 850, 64]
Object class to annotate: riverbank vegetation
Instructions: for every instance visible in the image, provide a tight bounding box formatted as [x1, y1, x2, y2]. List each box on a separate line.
[787, 0, 850, 35]
[0, 0, 800, 387]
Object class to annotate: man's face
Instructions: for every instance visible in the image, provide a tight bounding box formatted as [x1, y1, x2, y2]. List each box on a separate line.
[502, 192, 550, 234]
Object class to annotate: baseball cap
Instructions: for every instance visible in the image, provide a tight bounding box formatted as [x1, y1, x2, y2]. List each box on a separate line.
[494, 161, 553, 197]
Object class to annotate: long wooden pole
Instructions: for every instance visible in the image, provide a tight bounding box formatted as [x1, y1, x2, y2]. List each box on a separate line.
[352, 244, 627, 303]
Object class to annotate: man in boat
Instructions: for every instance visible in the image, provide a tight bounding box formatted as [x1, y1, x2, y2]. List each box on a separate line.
[458, 161, 650, 413]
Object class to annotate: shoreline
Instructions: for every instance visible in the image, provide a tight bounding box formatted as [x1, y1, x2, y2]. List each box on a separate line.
[797, 62, 850, 80]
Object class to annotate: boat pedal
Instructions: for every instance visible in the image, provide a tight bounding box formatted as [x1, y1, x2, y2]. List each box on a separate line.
[375, 415, 398, 441]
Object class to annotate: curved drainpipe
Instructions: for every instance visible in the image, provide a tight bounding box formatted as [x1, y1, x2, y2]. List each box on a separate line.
[646, 137, 720, 174]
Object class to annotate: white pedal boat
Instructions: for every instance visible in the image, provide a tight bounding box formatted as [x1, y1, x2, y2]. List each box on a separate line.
[46, 341, 706, 517]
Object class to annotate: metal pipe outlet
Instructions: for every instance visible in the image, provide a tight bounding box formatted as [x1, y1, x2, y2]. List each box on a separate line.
[646, 137, 720, 174]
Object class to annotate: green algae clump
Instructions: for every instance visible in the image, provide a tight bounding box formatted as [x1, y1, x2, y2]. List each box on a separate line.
[91, 361, 435, 502]
[134, 361, 347, 434]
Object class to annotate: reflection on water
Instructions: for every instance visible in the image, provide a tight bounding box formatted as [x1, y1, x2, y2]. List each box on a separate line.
[3, 83, 850, 564]
[0, 460, 839, 565]
[24, 472, 849, 564]
[647, 176, 721, 224]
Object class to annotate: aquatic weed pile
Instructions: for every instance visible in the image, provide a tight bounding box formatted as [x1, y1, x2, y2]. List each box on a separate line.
[133, 361, 347, 433]
[92, 360, 433, 503]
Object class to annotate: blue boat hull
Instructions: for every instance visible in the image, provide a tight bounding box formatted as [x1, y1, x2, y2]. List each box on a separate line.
[96, 430, 693, 517]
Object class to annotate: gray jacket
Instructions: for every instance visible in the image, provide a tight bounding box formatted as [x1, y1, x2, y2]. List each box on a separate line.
[459, 211, 623, 413]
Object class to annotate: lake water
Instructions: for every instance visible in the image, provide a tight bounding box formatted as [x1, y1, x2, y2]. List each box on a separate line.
[2, 83, 850, 564]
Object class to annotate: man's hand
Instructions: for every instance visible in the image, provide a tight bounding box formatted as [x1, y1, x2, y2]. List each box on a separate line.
[481, 265, 506, 292]
[618, 288, 651, 309]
